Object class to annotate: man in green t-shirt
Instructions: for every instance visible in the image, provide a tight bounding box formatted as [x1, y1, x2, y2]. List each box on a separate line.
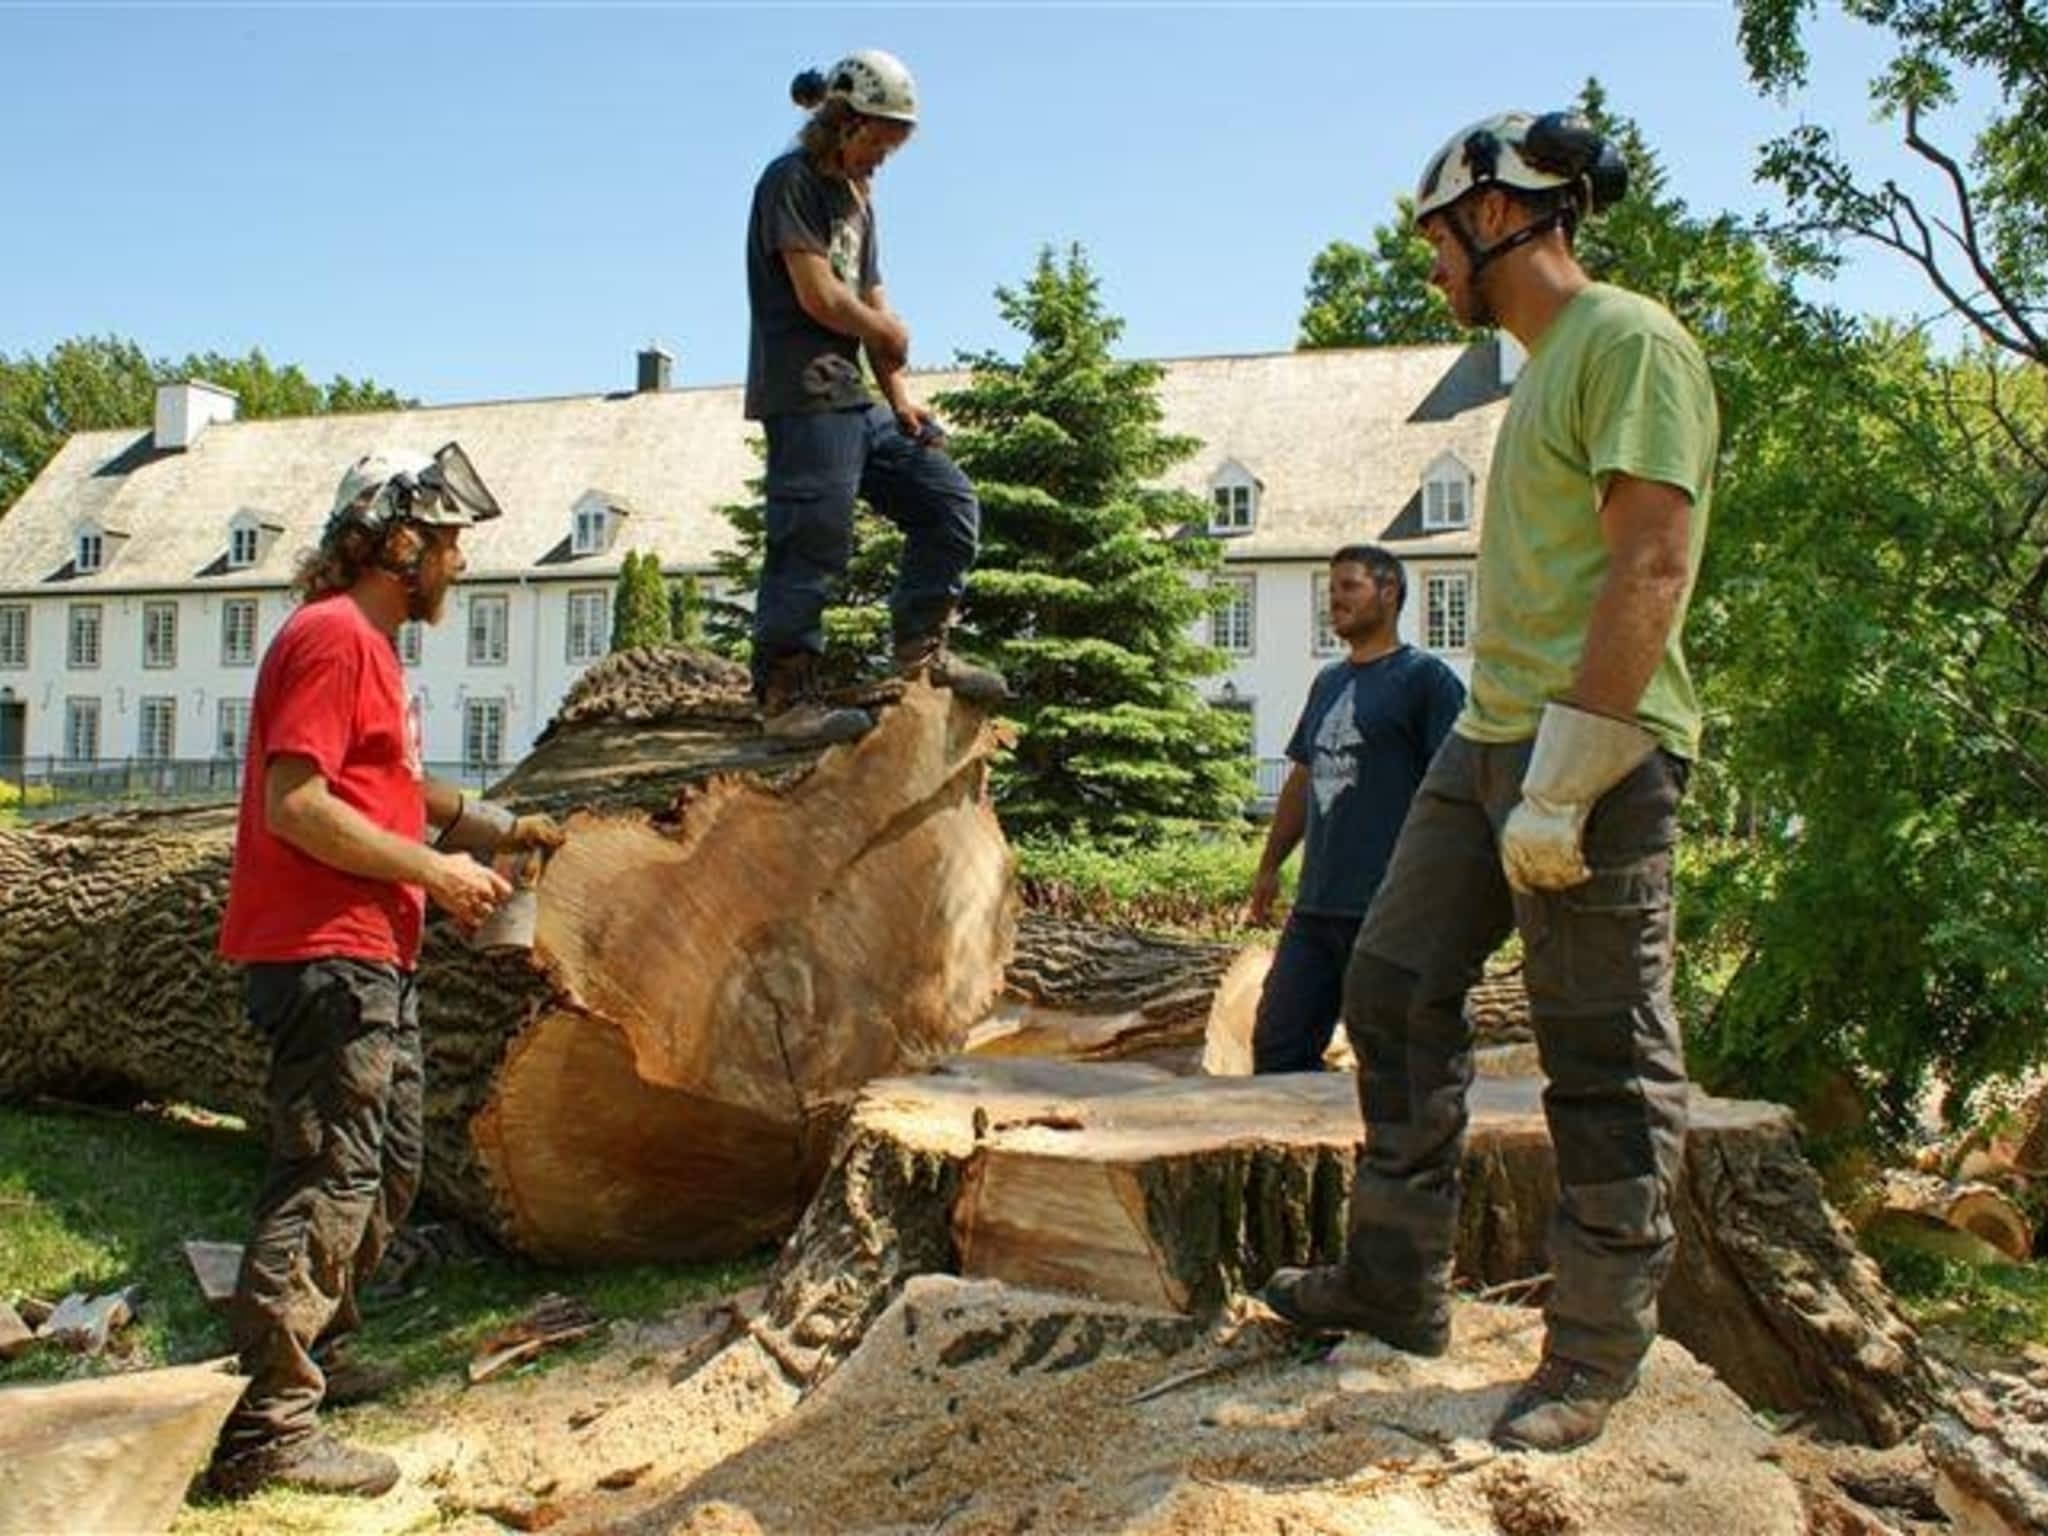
[1263, 110, 1720, 1455]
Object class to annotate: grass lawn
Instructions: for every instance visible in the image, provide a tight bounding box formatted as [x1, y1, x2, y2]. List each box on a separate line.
[0, 1098, 768, 1396]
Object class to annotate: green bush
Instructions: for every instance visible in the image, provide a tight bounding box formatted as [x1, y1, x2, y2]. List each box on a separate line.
[1014, 827, 1274, 937]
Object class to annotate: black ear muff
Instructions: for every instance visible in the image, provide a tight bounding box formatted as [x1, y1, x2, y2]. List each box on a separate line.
[1585, 141, 1630, 212]
[1525, 111, 1629, 213]
[790, 68, 827, 108]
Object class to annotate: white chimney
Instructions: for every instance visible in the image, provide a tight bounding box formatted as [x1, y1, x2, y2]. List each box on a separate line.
[154, 379, 239, 451]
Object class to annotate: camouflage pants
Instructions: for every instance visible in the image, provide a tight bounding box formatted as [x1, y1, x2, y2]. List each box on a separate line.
[219, 959, 422, 1456]
[1341, 732, 1689, 1380]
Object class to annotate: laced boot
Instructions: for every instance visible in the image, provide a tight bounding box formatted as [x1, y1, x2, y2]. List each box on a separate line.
[1490, 1354, 1640, 1453]
[893, 632, 1009, 707]
[1258, 1264, 1451, 1356]
[758, 653, 874, 746]
[208, 1432, 401, 1500]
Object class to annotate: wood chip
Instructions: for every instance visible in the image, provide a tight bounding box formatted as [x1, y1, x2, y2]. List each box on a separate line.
[182, 1240, 243, 1307]
[0, 1301, 35, 1361]
[596, 1462, 653, 1491]
[467, 1294, 605, 1385]
[37, 1288, 139, 1355]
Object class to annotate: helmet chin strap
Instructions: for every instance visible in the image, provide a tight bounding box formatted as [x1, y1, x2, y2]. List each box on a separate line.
[373, 519, 436, 619]
[1445, 200, 1574, 327]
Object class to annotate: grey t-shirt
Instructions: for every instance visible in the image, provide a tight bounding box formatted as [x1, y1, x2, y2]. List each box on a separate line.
[744, 149, 881, 420]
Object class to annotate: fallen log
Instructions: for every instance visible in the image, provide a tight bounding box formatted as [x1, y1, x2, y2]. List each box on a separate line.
[756, 1059, 1938, 1446]
[0, 1359, 247, 1536]
[1874, 1172, 2033, 1265]
[0, 648, 1015, 1263]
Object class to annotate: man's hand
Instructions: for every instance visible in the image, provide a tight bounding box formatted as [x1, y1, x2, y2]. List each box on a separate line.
[1247, 864, 1282, 927]
[424, 851, 513, 932]
[893, 401, 943, 443]
[506, 813, 565, 853]
[1500, 703, 1657, 893]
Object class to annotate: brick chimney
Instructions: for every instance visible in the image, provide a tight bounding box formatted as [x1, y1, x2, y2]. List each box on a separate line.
[636, 345, 674, 394]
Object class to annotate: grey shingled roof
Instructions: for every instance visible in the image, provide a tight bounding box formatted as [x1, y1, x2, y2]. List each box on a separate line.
[0, 341, 1502, 596]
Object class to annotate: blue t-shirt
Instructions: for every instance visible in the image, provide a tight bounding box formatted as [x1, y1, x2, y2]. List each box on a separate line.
[1287, 645, 1465, 917]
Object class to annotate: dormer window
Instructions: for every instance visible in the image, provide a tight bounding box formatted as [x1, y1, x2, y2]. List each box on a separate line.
[76, 527, 106, 574]
[1208, 461, 1260, 535]
[1422, 453, 1474, 531]
[571, 490, 629, 556]
[226, 510, 278, 571]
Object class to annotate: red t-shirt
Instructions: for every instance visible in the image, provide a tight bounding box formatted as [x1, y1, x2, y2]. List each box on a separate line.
[218, 595, 427, 968]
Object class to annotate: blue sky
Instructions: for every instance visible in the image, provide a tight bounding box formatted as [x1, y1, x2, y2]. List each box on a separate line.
[0, 2, 1999, 405]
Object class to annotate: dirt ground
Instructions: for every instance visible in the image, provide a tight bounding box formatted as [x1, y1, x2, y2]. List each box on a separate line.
[173, 1275, 1954, 1536]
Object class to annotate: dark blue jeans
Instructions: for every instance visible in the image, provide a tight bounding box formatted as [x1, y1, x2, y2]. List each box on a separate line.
[1251, 910, 1366, 1073]
[751, 402, 980, 692]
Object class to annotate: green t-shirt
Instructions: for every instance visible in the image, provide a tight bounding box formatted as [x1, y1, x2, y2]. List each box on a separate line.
[1457, 283, 1719, 759]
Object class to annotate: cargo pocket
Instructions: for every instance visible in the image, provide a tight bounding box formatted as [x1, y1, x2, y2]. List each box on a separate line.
[1552, 854, 1674, 1007]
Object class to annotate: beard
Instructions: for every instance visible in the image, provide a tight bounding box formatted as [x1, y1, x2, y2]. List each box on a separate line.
[406, 580, 448, 624]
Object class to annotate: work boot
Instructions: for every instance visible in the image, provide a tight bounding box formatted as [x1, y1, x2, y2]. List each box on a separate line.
[208, 1432, 401, 1500]
[1258, 1265, 1450, 1356]
[758, 653, 874, 747]
[319, 1355, 404, 1408]
[1490, 1354, 1639, 1453]
[894, 633, 1009, 707]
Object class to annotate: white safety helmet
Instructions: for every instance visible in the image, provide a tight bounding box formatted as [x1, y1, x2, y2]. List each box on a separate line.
[824, 49, 918, 124]
[326, 441, 503, 539]
[1414, 110, 1626, 225]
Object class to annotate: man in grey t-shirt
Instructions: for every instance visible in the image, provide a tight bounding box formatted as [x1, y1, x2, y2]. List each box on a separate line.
[744, 49, 1005, 745]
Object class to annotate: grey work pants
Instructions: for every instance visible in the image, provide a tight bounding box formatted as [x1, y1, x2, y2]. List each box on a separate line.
[1342, 731, 1689, 1379]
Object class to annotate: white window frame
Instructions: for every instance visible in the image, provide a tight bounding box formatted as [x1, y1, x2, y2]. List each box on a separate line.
[0, 604, 27, 669]
[137, 695, 177, 761]
[217, 698, 251, 762]
[221, 598, 259, 667]
[1210, 573, 1256, 657]
[1209, 481, 1255, 535]
[63, 696, 100, 764]
[228, 520, 262, 569]
[572, 505, 610, 557]
[463, 697, 506, 772]
[468, 594, 509, 666]
[1310, 573, 1342, 656]
[1425, 569, 1474, 653]
[75, 529, 105, 574]
[143, 601, 178, 669]
[396, 621, 424, 667]
[566, 589, 609, 665]
[1422, 458, 1474, 532]
[68, 603, 102, 669]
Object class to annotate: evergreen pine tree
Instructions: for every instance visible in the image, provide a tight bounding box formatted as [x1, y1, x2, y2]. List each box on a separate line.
[938, 245, 1249, 842]
[610, 551, 672, 651]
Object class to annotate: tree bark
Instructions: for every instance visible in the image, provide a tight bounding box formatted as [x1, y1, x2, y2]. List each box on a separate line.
[757, 1059, 1939, 1446]
[0, 649, 1016, 1263]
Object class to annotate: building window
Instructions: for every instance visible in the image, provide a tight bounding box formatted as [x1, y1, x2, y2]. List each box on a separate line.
[464, 697, 506, 772]
[1310, 574, 1341, 655]
[76, 530, 105, 574]
[468, 595, 509, 666]
[64, 697, 100, 764]
[1210, 482, 1254, 535]
[143, 601, 178, 668]
[1423, 466, 1473, 531]
[68, 603, 102, 669]
[1425, 570, 1473, 652]
[1211, 574, 1255, 656]
[217, 698, 251, 762]
[0, 605, 26, 669]
[572, 506, 610, 556]
[138, 695, 177, 761]
[221, 598, 259, 666]
[566, 589, 609, 664]
[396, 621, 424, 667]
[228, 523, 261, 569]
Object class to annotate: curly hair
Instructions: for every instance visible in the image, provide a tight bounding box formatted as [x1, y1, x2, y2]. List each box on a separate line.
[797, 97, 866, 172]
[290, 521, 393, 603]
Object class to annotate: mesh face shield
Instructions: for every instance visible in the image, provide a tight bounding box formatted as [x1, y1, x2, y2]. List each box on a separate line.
[403, 442, 504, 528]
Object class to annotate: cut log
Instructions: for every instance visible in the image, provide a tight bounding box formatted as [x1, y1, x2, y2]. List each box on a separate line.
[0, 1359, 247, 1536]
[0, 1303, 32, 1362]
[1926, 1373, 2048, 1536]
[756, 1059, 1938, 1446]
[1195, 944, 1276, 1076]
[0, 648, 1016, 1263]
[1874, 1171, 2033, 1264]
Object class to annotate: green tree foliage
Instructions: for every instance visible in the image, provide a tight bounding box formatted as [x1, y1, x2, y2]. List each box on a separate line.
[0, 336, 411, 514]
[1558, 83, 2048, 1135]
[668, 573, 706, 645]
[1297, 198, 1472, 349]
[936, 245, 1250, 843]
[609, 551, 673, 652]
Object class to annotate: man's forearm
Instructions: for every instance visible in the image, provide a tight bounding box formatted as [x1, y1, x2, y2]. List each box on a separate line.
[1259, 772, 1309, 875]
[423, 776, 464, 829]
[805, 280, 895, 353]
[274, 784, 438, 888]
[1572, 561, 1687, 718]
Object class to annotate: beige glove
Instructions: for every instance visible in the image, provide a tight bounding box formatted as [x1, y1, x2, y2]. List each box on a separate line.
[436, 795, 563, 858]
[1500, 702, 1657, 893]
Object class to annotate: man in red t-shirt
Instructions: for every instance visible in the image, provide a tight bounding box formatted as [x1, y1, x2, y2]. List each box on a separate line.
[210, 443, 562, 1499]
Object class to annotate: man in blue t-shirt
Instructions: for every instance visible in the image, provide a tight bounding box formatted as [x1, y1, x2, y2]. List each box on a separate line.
[1247, 545, 1464, 1073]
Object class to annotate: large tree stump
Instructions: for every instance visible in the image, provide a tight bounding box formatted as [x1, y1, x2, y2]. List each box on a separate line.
[756, 1059, 1939, 1445]
[0, 648, 1015, 1262]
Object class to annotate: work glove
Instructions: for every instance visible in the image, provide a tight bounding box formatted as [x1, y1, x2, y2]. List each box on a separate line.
[1499, 702, 1657, 893]
[436, 794, 564, 858]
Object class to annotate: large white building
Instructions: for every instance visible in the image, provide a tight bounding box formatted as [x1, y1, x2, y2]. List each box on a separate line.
[0, 342, 1511, 797]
